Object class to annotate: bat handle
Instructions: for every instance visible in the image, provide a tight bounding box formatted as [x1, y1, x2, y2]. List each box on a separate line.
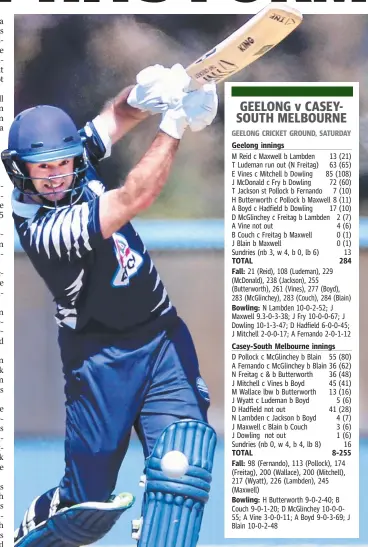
[186, 78, 202, 91]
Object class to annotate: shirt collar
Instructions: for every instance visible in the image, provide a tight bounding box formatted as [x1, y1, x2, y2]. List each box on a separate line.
[11, 189, 41, 219]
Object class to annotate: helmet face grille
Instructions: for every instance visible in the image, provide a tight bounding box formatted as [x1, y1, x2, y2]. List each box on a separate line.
[4, 155, 89, 208]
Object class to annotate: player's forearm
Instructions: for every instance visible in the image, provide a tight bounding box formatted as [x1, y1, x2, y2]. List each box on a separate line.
[99, 132, 180, 239]
[100, 85, 149, 145]
[123, 131, 180, 211]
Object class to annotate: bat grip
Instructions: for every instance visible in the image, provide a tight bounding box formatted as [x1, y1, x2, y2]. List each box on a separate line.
[186, 78, 202, 92]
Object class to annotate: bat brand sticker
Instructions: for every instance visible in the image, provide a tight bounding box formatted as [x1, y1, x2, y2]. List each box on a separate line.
[270, 13, 297, 26]
[198, 60, 239, 83]
[253, 44, 275, 57]
[270, 13, 286, 23]
[238, 36, 255, 52]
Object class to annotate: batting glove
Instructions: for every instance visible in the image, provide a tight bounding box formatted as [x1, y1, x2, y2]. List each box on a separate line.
[159, 83, 218, 139]
[127, 64, 191, 114]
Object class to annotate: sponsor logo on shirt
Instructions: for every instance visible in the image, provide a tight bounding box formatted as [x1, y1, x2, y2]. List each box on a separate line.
[111, 234, 143, 287]
[196, 376, 210, 402]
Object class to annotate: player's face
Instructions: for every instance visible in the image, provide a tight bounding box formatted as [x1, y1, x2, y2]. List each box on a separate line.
[26, 158, 74, 201]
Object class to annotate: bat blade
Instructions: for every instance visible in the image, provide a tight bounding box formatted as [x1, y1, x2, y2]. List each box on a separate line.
[186, 4, 303, 88]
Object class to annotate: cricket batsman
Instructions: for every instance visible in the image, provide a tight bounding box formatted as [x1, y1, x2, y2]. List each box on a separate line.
[3, 64, 218, 546]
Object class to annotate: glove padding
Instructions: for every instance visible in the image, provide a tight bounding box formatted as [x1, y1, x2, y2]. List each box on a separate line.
[127, 64, 191, 114]
[159, 83, 218, 139]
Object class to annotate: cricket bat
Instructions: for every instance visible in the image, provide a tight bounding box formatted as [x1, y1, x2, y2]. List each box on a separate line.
[186, 4, 303, 88]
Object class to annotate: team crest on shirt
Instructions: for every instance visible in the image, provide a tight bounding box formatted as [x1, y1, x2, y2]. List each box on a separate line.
[111, 234, 143, 287]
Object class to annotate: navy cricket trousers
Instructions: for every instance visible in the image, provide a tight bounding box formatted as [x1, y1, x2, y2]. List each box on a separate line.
[54, 316, 210, 506]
